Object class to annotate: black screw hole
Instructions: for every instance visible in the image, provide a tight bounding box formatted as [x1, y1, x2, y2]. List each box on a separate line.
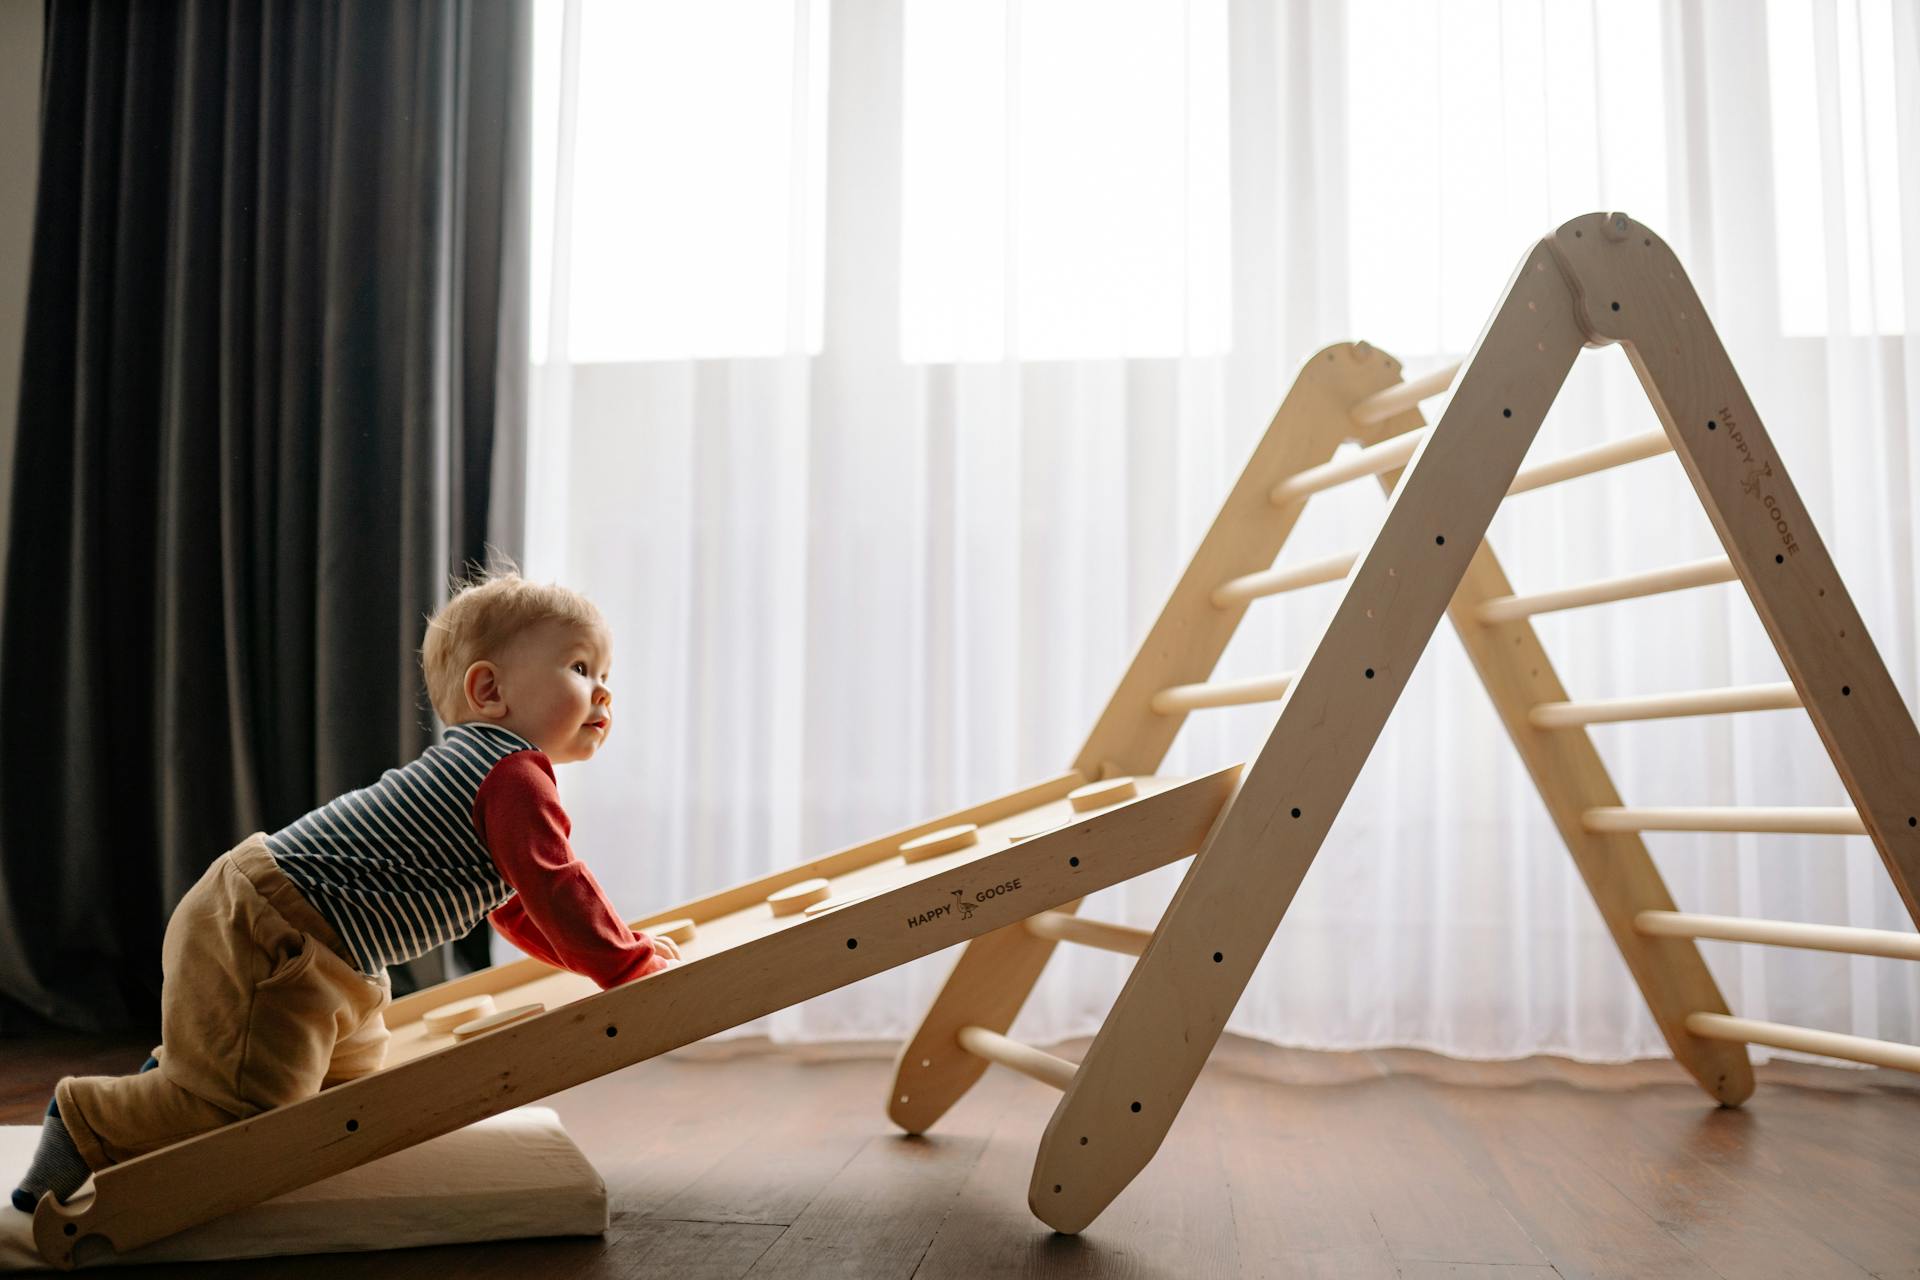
[1131, 1102, 1142, 1113]
[1291, 807, 1301, 818]
[1080, 1136, 1089, 1145]
[1364, 667, 1375, 679]
[1213, 952, 1223, 963]
[1574, 229, 1583, 238]
[1054, 1184, 1063, 1193]
[1908, 816, 1916, 827]
[64, 1224, 76, 1237]
[846, 938, 858, 949]
[1069, 856, 1080, 867]
[1842, 685, 1851, 696]
[1502, 408, 1512, 418]
[1643, 238, 1651, 245]
[1775, 554, 1784, 564]
[346, 1119, 359, 1132]
[606, 1025, 618, 1037]
[1707, 419, 1717, 431]
[1435, 535, 1445, 545]
[1610, 301, 1620, 312]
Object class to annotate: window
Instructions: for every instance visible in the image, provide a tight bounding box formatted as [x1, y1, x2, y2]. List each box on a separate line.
[1345, 0, 1671, 357]
[1766, 0, 1905, 336]
[899, 0, 1231, 361]
[530, 0, 828, 362]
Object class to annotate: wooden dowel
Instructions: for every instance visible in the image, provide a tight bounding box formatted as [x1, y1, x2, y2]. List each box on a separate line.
[1025, 911, 1153, 957]
[1212, 551, 1358, 608]
[1506, 429, 1674, 496]
[1582, 806, 1868, 836]
[1269, 429, 1429, 507]
[1635, 910, 1920, 961]
[955, 1025, 1078, 1090]
[1477, 556, 1736, 623]
[1150, 672, 1297, 715]
[1236, 436, 1675, 609]
[1348, 362, 1462, 426]
[1684, 1011, 1920, 1074]
[1528, 682, 1803, 729]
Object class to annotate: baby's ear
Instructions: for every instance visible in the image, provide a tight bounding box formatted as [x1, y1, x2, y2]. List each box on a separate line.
[463, 660, 506, 718]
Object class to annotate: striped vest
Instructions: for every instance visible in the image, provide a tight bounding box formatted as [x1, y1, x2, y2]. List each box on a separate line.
[266, 722, 537, 975]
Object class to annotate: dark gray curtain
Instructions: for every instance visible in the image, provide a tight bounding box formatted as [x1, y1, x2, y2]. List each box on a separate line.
[0, 0, 530, 1032]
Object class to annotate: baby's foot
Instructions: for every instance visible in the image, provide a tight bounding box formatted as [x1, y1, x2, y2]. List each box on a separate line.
[11, 1100, 88, 1213]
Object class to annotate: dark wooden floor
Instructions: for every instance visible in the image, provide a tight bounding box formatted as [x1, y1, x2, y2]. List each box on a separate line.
[4, 1030, 1917, 1278]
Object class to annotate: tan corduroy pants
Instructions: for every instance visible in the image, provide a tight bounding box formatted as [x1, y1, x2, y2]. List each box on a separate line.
[56, 834, 391, 1171]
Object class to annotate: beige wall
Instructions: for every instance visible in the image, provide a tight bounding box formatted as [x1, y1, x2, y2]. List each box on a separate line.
[0, 0, 43, 576]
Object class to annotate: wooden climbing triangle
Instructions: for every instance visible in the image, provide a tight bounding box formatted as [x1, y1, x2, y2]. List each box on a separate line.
[31, 212, 1920, 1265]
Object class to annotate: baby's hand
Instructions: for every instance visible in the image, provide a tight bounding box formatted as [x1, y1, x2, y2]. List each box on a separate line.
[646, 932, 681, 962]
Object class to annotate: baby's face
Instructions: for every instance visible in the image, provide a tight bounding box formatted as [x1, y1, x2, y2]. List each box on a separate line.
[482, 619, 614, 763]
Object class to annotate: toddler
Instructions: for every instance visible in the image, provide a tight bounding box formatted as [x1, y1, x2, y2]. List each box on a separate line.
[12, 572, 676, 1213]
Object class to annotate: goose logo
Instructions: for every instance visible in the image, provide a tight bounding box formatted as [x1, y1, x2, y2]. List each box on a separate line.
[1721, 406, 1799, 557]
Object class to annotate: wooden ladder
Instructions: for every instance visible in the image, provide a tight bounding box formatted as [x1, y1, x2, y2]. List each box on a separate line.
[887, 210, 1920, 1234]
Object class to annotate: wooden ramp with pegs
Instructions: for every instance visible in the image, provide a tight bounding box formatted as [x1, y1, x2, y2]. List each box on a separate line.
[31, 212, 1920, 1266]
[889, 210, 1920, 1234]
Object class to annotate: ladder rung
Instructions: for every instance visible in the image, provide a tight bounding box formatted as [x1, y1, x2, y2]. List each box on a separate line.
[1229, 435, 1676, 609]
[1213, 551, 1358, 607]
[1151, 671, 1296, 714]
[1348, 362, 1462, 426]
[1477, 556, 1737, 623]
[1528, 682, 1803, 729]
[1684, 1012, 1920, 1074]
[1506, 429, 1674, 496]
[1269, 429, 1429, 506]
[955, 1025, 1078, 1090]
[1636, 910, 1920, 961]
[1583, 806, 1867, 836]
[1025, 911, 1152, 956]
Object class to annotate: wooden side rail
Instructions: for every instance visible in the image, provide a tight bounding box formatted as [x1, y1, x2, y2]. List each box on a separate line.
[1029, 233, 1598, 1234]
[887, 343, 1413, 1140]
[1529, 682, 1802, 728]
[1583, 807, 1866, 836]
[1635, 909, 1920, 960]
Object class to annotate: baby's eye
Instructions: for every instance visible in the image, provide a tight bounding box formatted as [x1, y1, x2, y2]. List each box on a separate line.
[572, 661, 588, 675]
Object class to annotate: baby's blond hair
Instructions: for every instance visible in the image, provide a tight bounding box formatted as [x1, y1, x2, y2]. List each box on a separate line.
[421, 568, 607, 725]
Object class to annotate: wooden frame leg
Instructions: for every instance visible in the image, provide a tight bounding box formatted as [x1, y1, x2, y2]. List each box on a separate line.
[1028, 236, 1588, 1234]
[887, 345, 1409, 1136]
[1431, 541, 1755, 1105]
[886, 903, 1081, 1135]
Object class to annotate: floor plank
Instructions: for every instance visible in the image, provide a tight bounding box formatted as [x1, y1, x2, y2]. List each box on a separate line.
[1, 1032, 1915, 1278]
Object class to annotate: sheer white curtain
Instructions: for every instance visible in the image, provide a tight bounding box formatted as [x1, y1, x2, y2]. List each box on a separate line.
[520, 0, 1920, 1064]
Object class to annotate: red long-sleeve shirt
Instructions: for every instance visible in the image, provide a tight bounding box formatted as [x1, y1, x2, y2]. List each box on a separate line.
[472, 750, 670, 989]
